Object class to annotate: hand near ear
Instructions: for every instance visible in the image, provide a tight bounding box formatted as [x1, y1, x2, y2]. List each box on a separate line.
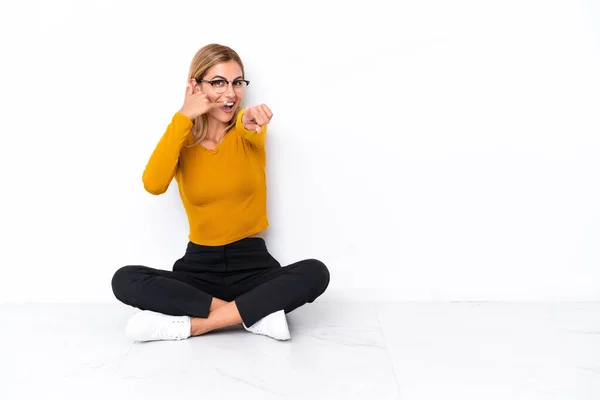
[178, 80, 223, 120]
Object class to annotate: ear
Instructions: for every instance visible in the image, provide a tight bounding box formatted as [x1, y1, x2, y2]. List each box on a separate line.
[190, 78, 200, 94]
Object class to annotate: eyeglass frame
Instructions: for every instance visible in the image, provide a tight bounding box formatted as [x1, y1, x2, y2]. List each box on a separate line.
[195, 77, 251, 92]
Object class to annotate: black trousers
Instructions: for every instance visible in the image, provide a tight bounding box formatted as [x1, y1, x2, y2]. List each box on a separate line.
[111, 237, 330, 327]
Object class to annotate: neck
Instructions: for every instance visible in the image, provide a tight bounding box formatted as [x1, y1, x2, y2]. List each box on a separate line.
[205, 118, 228, 141]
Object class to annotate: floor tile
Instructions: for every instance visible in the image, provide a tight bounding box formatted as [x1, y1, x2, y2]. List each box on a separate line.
[377, 302, 600, 400]
[0, 302, 401, 400]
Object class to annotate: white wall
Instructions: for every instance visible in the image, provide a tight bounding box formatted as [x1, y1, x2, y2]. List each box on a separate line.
[1, 0, 599, 302]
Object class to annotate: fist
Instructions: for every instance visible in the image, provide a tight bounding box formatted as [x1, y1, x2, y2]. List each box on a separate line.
[242, 104, 273, 132]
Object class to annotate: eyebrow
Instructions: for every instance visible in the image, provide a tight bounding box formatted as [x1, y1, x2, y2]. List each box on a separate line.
[210, 75, 244, 80]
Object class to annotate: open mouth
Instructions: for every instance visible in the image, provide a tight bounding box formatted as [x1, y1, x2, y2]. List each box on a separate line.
[221, 101, 235, 112]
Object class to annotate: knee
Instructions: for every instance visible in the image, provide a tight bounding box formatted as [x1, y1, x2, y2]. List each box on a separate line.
[111, 265, 144, 302]
[303, 259, 330, 293]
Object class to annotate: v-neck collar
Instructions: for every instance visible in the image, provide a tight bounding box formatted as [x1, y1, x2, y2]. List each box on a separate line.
[198, 131, 231, 153]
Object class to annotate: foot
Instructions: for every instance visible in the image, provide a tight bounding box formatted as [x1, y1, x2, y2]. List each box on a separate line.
[125, 310, 191, 342]
[243, 310, 291, 341]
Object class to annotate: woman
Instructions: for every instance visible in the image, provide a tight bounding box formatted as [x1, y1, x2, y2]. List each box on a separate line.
[111, 44, 330, 342]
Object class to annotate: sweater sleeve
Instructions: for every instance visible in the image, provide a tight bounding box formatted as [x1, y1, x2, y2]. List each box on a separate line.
[235, 108, 267, 148]
[142, 112, 193, 195]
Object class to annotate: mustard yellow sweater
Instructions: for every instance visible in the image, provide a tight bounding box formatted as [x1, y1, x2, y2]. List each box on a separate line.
[142, 109, 268, 246]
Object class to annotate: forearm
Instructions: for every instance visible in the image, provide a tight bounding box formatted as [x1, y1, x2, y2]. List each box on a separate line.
[142, 112, 193, 194]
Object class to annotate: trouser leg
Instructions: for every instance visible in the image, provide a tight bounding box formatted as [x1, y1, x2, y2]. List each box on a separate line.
[111, 265, 214, 318]
[233, 259, 330, 327]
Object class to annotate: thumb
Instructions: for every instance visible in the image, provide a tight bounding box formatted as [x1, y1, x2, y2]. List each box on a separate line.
[184, 82, 193, 98]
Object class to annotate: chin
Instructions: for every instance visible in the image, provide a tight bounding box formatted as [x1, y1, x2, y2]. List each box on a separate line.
[208, 110, 233, 124]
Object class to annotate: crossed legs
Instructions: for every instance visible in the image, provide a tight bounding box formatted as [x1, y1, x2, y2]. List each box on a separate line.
[191, 298, 240, 336]
[112, 259, 330, 339]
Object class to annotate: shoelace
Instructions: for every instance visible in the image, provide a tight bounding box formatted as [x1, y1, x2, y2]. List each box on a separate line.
[249, 319, 267, 335]
[154, 319, 185, 339]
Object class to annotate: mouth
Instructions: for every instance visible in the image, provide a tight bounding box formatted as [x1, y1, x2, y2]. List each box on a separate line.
[220, 100, 236, 113]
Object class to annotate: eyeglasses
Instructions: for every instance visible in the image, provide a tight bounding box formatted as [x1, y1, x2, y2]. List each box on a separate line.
[195, 78, 250, 94]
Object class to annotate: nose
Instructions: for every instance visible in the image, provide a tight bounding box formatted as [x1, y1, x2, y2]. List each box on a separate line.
[224, 81, 236, 96]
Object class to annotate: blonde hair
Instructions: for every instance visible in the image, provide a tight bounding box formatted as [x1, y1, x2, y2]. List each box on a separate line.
[185, 44, 245, 147]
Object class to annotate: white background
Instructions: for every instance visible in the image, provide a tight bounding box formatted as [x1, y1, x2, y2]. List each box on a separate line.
[0, 0, 599, 302]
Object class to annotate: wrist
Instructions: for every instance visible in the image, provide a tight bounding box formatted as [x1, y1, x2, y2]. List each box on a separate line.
[177, 109, 194, 120]
[237, 109, 249, 131]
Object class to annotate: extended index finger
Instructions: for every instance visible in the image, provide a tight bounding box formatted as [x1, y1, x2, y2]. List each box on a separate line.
[209, 100, 225, 108]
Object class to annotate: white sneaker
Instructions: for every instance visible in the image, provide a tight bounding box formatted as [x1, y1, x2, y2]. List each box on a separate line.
[243, 310, 291, 341]
[125, 310, 191, 342]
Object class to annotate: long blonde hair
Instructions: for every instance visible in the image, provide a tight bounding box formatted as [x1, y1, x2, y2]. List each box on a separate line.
[185, 44, 245, 147]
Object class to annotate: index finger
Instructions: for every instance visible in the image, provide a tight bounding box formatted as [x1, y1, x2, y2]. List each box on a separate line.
[209, 100, 225, 108]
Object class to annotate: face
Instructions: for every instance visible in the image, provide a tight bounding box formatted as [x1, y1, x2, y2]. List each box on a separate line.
[191, 60, 245, 124]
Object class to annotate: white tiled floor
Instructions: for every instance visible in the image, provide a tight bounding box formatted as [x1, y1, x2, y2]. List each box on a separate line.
[1, 302, 599, 400]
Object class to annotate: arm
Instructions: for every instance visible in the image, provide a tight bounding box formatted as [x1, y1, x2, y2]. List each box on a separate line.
[235, 108, 267, 148]
[142, 112, 193, 195]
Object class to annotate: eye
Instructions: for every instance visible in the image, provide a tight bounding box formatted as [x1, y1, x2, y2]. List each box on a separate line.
[232, 80, 243, 87]
[212, 80, 227, 87]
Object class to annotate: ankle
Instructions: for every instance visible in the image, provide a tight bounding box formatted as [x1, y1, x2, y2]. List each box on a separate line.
[190, 317, 212, 336]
